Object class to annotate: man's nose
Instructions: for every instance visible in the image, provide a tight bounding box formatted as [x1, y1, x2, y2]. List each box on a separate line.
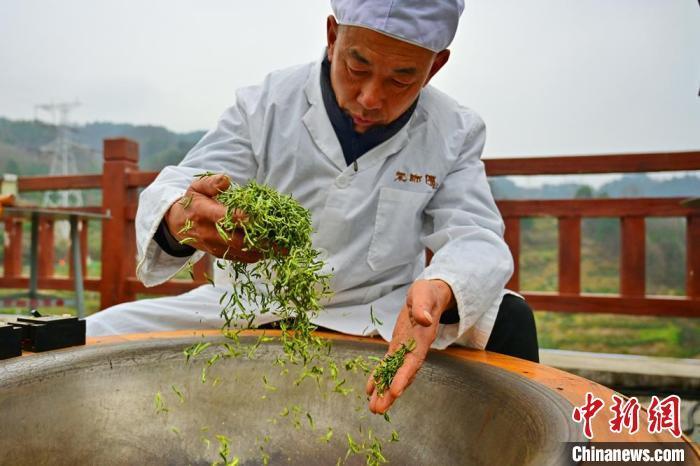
[357, 79, 383, 111]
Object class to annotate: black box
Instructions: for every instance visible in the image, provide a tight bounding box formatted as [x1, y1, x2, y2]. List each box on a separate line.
[13, 315, 86, 352]
[0, 322, 22, 359]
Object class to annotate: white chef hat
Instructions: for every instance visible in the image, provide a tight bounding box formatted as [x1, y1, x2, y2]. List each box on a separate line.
[330, 0, 465, 52]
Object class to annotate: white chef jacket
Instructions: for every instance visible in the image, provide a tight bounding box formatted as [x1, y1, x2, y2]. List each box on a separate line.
[133, 58, 513, 350]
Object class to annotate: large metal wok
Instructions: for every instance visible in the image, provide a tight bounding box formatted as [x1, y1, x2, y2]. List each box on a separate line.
[0, 335, 583, 465]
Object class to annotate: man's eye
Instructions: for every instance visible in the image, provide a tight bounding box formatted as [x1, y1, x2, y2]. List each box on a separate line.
[392, 80, 411, 88]
[348, 66, 368, 76]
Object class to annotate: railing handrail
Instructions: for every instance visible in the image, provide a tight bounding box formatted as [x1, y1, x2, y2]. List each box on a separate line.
[17, 174, 103, 192]
[497, 197, 697, 217]
[483, 150, 700, 176]
[14, 151, 700, 194]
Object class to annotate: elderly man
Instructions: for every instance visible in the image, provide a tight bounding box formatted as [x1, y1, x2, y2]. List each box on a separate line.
[87, 0, 539, 413]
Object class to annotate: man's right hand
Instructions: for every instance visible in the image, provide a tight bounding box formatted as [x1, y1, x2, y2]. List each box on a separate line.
[163, 174, 262, 263]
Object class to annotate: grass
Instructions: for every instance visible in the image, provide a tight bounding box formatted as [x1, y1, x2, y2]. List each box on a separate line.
[535, 312, 699, 358]
[0, 289, 102, 317]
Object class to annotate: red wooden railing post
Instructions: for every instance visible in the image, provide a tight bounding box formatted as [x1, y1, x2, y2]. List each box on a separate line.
[100, 138, 139, 310]
[3, 218, 23, 278]
[558, 216, 581, 294]
[38, 218, 55, 278]
[620, 216, 646, 296]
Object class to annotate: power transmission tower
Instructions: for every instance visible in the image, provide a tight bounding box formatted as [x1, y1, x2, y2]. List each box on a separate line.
[34, 101, 88, 239]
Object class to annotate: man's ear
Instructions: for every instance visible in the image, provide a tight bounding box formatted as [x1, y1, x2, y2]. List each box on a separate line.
[424, 49, 450, 86]
[326, 15, 339, 62]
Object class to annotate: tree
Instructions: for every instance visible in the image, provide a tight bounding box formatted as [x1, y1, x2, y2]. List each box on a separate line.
[575, 185, 594, 199]
[4, 159, 20, 174]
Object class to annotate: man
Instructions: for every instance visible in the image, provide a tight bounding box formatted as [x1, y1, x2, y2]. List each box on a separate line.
[87, 0, 538, 414]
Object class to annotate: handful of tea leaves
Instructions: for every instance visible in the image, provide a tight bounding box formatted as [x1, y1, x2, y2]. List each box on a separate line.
[213, 179, 332, 363]
[371, 339, 417, 397]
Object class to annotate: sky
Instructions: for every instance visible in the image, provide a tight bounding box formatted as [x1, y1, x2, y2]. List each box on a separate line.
[1, 0, 699, 161]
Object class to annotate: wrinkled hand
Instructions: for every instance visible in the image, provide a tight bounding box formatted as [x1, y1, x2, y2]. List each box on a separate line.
[163, 173, 262, 262]
[366, 279, 455, 414]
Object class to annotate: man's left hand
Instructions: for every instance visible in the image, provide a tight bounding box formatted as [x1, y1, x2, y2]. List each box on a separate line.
[366, 279, 456, 414]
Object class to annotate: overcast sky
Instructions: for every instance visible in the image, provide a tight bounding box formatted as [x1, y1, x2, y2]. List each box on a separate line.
[1, 0, 699, 159]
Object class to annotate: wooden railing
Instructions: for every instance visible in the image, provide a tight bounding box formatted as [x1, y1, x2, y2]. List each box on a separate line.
[2, 139, 210, 310]
[495, 163, 700, 318]
[1, 138, 698, 317]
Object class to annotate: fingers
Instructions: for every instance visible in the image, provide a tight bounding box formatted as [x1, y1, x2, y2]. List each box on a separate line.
[203, 233, 263, 262]
[366, 369, 376, 396]
[185, 177, 261, 260]
[388, 352, 422, 399]
[410, 306, 434, 327]
[407, 282, 436, 327]
[367, 340, 425, 414]
[369, 390, 394, 414]
[190, 173, 231, 197]
[168, 192, 225, 239]
[187, 191, 227, 222]
[167, 192, 258, 261]
[164, 174, 271, 263]
[229, 207, 249, 224]
[365, 345, 398, 398]
[368, 353, 421, 414]
[217, 230, 263, 263]
[366, 282, 445, 415]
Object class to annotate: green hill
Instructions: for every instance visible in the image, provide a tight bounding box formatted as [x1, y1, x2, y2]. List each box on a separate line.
[0, 117, 205, 174]
[0, 140, 45, 175]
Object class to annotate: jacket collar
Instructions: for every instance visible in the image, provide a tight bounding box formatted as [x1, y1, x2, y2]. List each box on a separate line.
[303, 57, 413, 173]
